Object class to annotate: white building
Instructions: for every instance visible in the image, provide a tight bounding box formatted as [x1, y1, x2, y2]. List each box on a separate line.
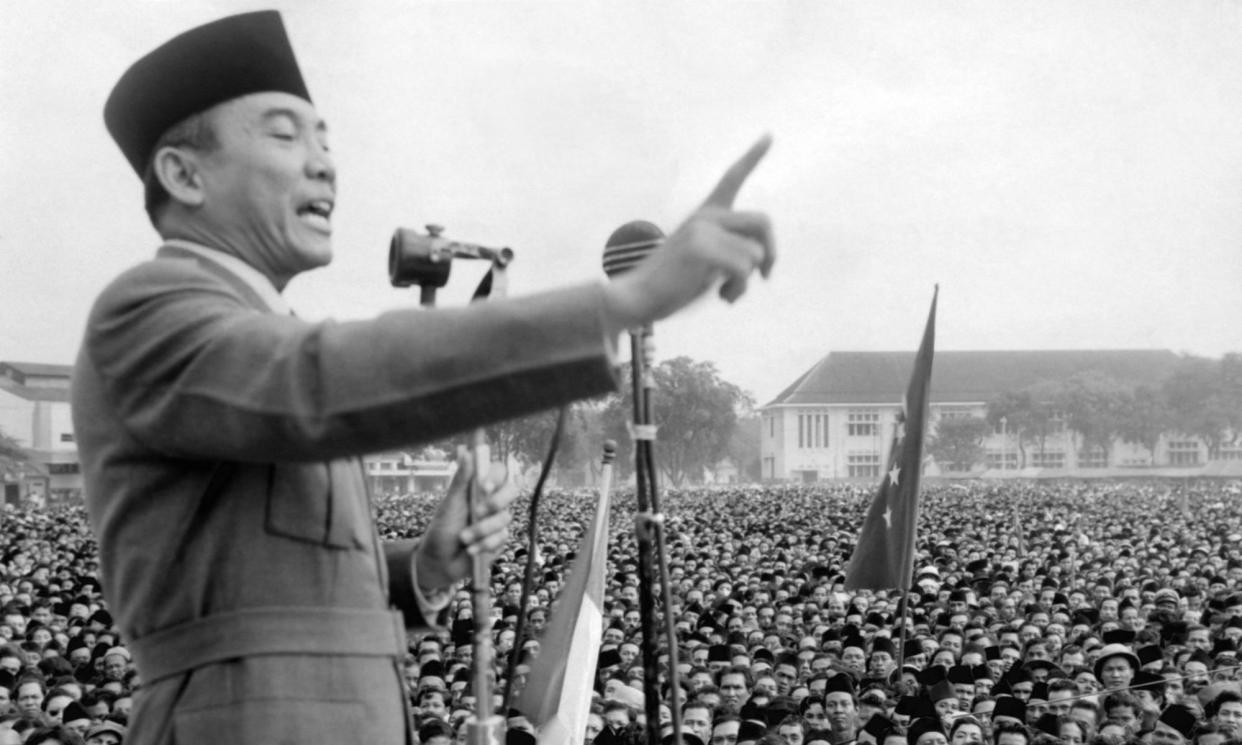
[0, 361, 79, 502]
[363, 451, 455, 496]
[760, 349, 1241, 481]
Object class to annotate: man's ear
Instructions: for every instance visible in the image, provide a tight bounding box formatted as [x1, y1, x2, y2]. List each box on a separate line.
[151, 146, 207, 207]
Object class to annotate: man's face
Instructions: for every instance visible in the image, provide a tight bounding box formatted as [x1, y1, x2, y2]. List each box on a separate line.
[841, 647, 865, 672]
[604, 709, 630, 732]
[779, 724, 805, 745]
[775, 663, 798, 694]
[1108, 705, 1138, 732]
[1048, 690, 1073, 717]
[421, 692, 448, 721]
[1099, 658, 1134, 690]
[712, 720, 740, 745]
[193, 92, 336, 288]
[1215, 701, 1242, 736]
[824, 692, 856, 734]
[585, 713, 604, 743]
[683, 705, 713, 742]
[803, 701, 828, 730]
[719, 673, 748, 708]
[15, 682, 42, 715]
[103, 654, 128, 681]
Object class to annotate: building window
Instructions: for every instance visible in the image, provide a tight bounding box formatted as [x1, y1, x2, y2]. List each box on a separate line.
[1077, 447, 1107, 468]
[59, 433, 75, 443]
[797, 411, 827, 449]
[769, 416, 774, 438]
[986, 450, 1018, 470]
[1030, 451, 1065, 469]
[47, 463, 80, 475]
[848, 452, 881, 478]
[848, 410, 879, 437]
[1168, 440, 1200, 466]
[938, 406, 974, 421]
[1217, 443, 1242, 461]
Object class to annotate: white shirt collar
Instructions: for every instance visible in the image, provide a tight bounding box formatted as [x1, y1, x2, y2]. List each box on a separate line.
[163, 240, 292, 316]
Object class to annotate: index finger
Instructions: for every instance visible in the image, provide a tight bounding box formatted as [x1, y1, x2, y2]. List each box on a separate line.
[702, 134, 773, 209]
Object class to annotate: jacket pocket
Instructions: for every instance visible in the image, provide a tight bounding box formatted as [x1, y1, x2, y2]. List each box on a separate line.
[265, 461, 368, 549]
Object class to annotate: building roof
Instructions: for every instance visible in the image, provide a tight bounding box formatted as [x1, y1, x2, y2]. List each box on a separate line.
[765, 349, 1181, 407]
[0, 361, 73, 382]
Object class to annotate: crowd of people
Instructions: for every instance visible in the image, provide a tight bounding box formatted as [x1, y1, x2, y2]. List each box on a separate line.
[3, 478, 1242, 745]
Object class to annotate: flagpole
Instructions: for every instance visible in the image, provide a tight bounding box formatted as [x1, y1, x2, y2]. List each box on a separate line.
[518, 441, 616, 745]
[895, 411, 918, 674]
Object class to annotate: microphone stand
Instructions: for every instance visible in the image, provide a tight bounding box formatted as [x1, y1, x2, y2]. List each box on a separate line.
[392, 227, 508, 745]
[628, 324, 684, 745]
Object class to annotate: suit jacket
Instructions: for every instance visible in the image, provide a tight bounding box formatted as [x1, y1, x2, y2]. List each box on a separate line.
[72, 244, 617, 744]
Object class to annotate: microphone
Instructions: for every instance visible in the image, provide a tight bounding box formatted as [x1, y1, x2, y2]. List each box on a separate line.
[390, 224, 514, 288]
[602, 220, 664, 278]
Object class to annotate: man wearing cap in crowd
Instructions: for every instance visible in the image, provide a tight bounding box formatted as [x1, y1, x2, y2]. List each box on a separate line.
[822, 675, 859, 745]
[77, 9, 774, 745]
[85, 720, 127, 745]
[1095, 643, 1140, 691]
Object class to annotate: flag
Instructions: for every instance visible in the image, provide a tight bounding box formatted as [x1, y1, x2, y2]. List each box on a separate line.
[516, 447, 615, 745]
[844, 287, 937, 592]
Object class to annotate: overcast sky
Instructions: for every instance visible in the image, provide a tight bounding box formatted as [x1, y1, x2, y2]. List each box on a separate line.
[2, 1, 1241, 405]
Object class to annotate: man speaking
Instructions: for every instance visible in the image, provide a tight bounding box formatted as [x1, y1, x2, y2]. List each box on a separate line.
[74, 10, 773, 745]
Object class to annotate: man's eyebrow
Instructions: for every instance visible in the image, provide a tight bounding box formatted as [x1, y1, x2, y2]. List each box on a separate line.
[260, 107, 329, 132]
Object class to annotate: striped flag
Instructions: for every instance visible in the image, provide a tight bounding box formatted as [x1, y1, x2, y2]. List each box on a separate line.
[516, 445, 615, 745]
[844, 288, 937, 591]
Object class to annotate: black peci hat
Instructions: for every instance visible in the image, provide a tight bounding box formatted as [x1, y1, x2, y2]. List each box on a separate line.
[105, 11, 312, 176]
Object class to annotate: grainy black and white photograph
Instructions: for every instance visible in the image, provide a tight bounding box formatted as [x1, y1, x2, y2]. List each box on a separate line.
[1, 3, 1241, 745]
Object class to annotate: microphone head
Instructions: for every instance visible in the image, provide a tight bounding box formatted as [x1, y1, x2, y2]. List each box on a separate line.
[602, 220, 664, 278]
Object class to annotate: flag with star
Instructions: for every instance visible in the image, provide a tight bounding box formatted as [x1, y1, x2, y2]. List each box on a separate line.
[844, 287, 937, 592]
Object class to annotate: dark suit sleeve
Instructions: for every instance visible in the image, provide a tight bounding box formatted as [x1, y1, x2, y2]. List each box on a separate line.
[82, 258, 618, 462]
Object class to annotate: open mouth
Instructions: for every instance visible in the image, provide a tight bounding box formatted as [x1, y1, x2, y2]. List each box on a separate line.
[297, 199, 334, 231]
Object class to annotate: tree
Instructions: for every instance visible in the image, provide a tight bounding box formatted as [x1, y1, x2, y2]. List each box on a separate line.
[1056, 371, 1129, 466]
[1116, 385, 1174, 462]
[726, 413, 761, 482]
[986, 390, 1033, 468]
[0, 429, 27, 473]
[602, 356, 752, 486]
[1164, 355, 1233, 457]
[927, 416, 989, 472]
[486, 402, 599, 480]
[986, 383, 1061, 468]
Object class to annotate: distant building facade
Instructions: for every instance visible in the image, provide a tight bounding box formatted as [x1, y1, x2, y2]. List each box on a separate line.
[364, 450, 454, 496]
[760, 349, 1242, 482]
[0, 361, 79, 502]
